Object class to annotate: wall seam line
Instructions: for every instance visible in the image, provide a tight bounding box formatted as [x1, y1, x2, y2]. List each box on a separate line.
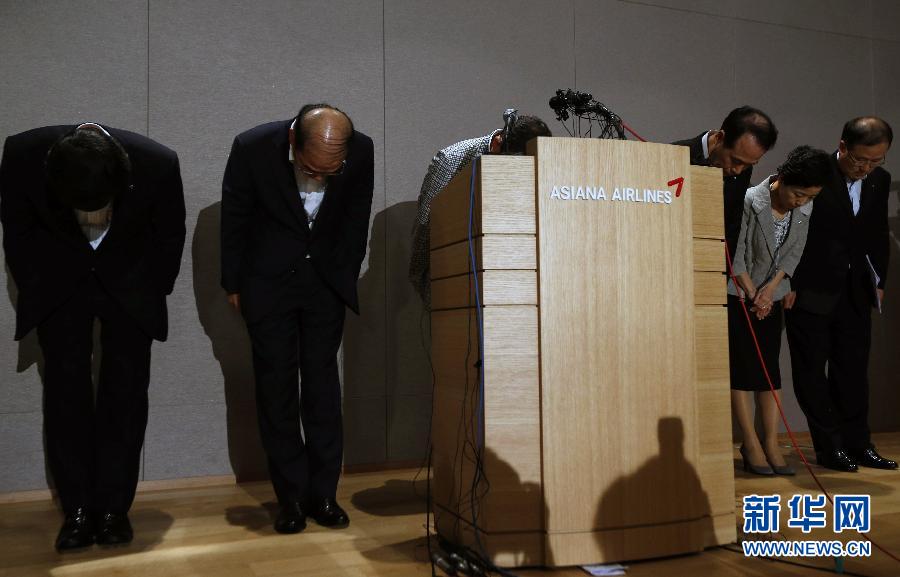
[382, 0, 389, 463]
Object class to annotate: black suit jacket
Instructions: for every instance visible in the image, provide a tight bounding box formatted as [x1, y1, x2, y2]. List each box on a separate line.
[220, 120, 374, 322]
[673, 133, 753, 258]
[0, 125, 186, 341]
[790, 154, 890, 315]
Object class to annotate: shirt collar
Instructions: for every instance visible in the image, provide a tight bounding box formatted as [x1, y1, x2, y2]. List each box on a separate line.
[289, 119, 296, 162]
[701, 131, 710, 161]
[836, 151, 863, 185]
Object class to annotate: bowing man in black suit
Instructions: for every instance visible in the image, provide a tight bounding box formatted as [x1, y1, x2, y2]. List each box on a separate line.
[221, 104, 374, 533]
[673, 106, 778, 260]
[0, 124, 186, 550]
[785, 117, 896, 472]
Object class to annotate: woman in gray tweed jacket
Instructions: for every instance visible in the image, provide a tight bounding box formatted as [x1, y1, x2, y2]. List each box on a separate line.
[727, 145, 831, 476]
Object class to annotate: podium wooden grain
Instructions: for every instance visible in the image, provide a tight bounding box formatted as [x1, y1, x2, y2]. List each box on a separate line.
[429, 143, 734, 567]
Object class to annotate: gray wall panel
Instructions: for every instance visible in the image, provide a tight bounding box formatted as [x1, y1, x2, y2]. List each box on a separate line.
[873, 40, 900, 177]
[143, 403, 229, 480]
[0, 357, 42, 414]
[573, 0, 737, 145]
[0, 412, 48, 492]
[620, 0, 736, 18]
[733, 0, 872, 35]
[871, 1, 900, 42]
[870, 39, 900, 433]
[384, 0, 575, 209]
[0, 0, 148, 138]
[733, 21, 873, 179]
[143, 403, 232, 480]
[387, 394, 431, 462]
[344, 396, 387, 465]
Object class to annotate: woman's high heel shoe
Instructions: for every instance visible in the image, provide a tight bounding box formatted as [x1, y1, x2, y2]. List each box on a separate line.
[765, 452, 796, 476]
[740, 445, 774, 475]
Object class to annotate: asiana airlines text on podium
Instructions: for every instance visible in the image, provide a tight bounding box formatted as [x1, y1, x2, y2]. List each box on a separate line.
[549, 185, 674, 204]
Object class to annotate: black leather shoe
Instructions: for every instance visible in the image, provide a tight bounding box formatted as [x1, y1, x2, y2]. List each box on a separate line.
[849, 447, 898, 470]
[274, 501, 307, 534]
[816, 449, 858, 472]
[311, 498, 349, 528]
[55, 507, 94, 551]
[95, 512, 133, 545]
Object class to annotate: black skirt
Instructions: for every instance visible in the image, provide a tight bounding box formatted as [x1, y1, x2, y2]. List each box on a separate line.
[727, 294, 783, 391]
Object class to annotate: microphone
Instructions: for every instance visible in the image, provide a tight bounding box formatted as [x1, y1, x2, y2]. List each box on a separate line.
[548, 88, 626, 139]
[502, 108, 518, 153]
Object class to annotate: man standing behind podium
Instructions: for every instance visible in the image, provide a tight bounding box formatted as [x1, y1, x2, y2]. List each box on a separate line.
[221, 104, 374, 533]
[674, 106, 778, 258]
[784, 117, 895, 472]
[409, 113, 551, 308]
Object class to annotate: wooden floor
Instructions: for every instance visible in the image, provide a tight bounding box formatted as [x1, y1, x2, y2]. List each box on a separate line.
[2, 433, 899, 577]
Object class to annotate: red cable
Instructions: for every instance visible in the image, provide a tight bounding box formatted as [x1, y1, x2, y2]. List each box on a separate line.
[620, 120, 647, 142]
[723, 240, 900, 564]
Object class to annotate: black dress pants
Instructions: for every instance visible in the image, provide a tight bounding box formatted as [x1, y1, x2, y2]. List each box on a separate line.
[785, 283, 872, 454]
[36, 275, 152, 516]
[245, 261, 346, 507]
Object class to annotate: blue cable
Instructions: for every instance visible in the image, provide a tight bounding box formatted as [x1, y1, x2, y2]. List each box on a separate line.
[468, 156, 486, 450]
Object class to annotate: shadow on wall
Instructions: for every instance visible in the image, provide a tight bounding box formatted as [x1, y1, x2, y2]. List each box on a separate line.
[870, 182, 900, 433]
[383, 201, 432, 461]
[5, 267, 43, 376]
[5, 268, 52, 491]
[343, 206, 387, 401]
[343, 201, 433, 466]
[383, 201, 432, 398]
[593, 417, 712, 563]
[192, 202, 268, 482]
[342, 203, 388, 465]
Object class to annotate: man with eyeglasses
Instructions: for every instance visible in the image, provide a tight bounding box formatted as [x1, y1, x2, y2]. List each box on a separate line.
[673, 106, 779, 260]
[221, 104, 374, 532]
[784, 116, 895, 472]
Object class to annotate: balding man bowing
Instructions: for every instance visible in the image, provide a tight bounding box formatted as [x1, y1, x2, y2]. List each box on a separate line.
[221, 104, 374, 533]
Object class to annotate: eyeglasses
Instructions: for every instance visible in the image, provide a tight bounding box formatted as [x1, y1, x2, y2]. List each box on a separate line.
[294, 152, 346, 177]
[845, 149, 886, 168]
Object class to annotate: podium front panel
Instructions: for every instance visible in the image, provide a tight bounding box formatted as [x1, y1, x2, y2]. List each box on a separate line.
[533, 138, 702, 564]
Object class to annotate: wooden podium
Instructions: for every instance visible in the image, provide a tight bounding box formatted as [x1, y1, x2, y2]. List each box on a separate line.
[429, 137, 735, 567]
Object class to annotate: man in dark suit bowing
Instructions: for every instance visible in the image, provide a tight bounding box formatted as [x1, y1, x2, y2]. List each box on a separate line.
[674, 106, 778, 259]
[0, 123, 186, 550]
[221, 104, 374, 533]
[785, 117, 895, 472]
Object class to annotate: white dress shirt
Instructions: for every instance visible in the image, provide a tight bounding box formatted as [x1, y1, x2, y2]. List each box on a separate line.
[289, 119, 326, 229]
[75, 122, 113, 250]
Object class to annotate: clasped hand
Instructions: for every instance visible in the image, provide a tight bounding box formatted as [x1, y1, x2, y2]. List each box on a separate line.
[749, 283, 775, 320]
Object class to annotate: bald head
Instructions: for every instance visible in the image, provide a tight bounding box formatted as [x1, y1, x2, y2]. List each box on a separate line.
[841, 116, 893, 149]
[290, 103, 354, 181]
[300, 107, 352, 148]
